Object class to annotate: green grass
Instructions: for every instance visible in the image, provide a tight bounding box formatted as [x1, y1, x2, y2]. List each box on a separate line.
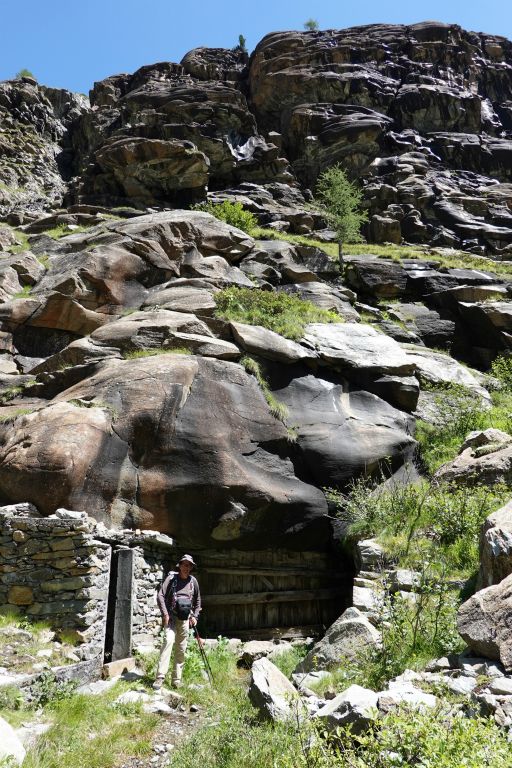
[417, 380, 512, 475]
[5, 229, 30, 254]
[0, 407, 34, 422]
[23, 690, 158, 768]
[241, 356, 289, 422]
[269, 645, 307, 678]
[44, 223, 93, 239]
[253, 227, 512, 277]
[13, 284, 32, 298]
[215, 286, 341, 341]
[122, 347, 191, 359]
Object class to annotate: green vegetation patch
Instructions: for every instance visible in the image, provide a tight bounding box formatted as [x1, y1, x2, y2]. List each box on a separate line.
[417, 364, 512, 475]
[193, 200, 257, 234]
[122, 347, 191, 360]
[215, 286, 341, 341]
[23, 691, 157, 768]
[328, 475, 509, 578]
[241, 356, 289, 422]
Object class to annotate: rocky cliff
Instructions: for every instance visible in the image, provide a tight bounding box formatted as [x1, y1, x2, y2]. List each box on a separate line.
[2, 21, 512, 253]
[0, 22, 512, 556]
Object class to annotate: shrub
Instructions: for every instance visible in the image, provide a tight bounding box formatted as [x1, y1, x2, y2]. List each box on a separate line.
[327, 473, 510, 576]
[215, 286, 341, 341]
[15, 68, 36, 80]
[314, 165, 368, 250]
[417, 380, 512, 474]
[304, 19, 319, 31]
[491, 353, 512, 389]
[329, 707, 512, 768]
[29, 671, 76, 708]
[193, 201, 257, 234]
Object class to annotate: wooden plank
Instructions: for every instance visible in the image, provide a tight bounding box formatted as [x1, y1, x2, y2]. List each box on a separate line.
[201, 566, 344, 579]
[202, 587, 342, 606]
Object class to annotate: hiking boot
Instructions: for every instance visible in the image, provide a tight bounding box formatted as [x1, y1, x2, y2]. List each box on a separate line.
[152, 676, 165, 690]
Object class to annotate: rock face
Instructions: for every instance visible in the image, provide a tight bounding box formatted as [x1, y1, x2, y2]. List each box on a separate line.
[248, 23, 512, 254]
[0, 79, 88, 218]
[2, 24, 512, 252]
[458, 574, 512, 670]
[0, 211, 420, 555]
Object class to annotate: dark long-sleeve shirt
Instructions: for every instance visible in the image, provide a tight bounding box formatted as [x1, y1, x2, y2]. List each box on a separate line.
[157, 571, 201, 624]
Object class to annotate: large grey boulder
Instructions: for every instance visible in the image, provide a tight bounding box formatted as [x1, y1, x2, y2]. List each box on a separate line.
[0, 356, 328, 550]
[295, 607, 381, 673]
[0, 716, 26, 766]
[249, 657, 300, 721]
[303, 323, 415, 377]
[272, 374, 416, 487]
[457, 573, 512, 670]
[479, 499, 512, 588]
[314, 684, 379, 734]
[402, 345, 490, 399]
[435, 440, 512, 487]
[378, 683, 437, 713]
[230, 322, 315, 364]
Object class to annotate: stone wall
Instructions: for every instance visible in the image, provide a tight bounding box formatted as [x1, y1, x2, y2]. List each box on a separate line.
[0, 504, 111, 660]
[0, 505, 180, 661]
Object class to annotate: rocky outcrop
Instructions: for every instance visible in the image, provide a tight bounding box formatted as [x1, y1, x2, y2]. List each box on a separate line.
[458, 573, 512, 670]
[295, 607, 381, 672]
[2, 23, 512, 252]
[0, 79, 88, 218]
[0, 212, 421, 552]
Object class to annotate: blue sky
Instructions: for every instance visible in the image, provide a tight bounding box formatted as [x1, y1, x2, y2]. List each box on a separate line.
[1, 0, 511, 94]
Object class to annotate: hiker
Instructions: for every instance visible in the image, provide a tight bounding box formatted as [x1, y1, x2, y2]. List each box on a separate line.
[153, 553, 202, 690]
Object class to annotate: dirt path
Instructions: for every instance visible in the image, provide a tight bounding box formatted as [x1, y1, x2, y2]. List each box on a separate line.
[119, 703, 207, 768]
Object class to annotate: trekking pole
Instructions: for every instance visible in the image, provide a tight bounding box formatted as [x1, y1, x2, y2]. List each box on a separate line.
[192, 625, 214, 686]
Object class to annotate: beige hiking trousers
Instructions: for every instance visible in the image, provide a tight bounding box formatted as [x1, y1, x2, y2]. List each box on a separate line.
[156, 619, 189, 685]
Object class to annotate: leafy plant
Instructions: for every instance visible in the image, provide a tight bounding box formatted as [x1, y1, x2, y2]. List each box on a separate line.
[304, 18, 319, 30]
[29, 671, 77, 708]
[328, 707, 512, 768]
[235, 34, 248, 53]
[314, 165, 368, 254]
[215, 286, 341, 341]
[490, 353, 512, 389]
[193, 200, 257, 234]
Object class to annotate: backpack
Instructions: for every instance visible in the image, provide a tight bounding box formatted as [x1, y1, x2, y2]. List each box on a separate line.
[166, 572, 195, 620]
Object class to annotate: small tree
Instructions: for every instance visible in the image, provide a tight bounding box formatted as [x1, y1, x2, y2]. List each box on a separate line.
[314, 165, 368, 258]
[15, 68, 36, 81]
[303, 19, 319, 31]
[234, 34, 247, 53]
